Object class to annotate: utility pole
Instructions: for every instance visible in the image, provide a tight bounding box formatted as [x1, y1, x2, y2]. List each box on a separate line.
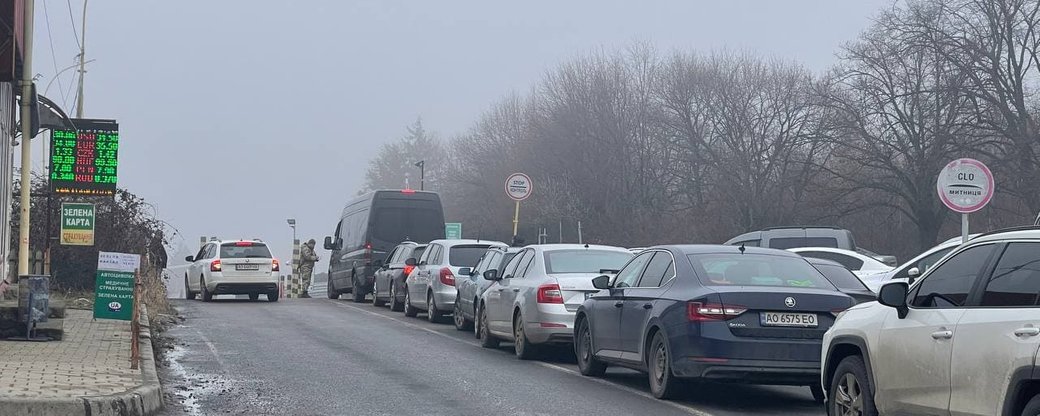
[17, 0, 35, 279]
[75, 0, 88, 118]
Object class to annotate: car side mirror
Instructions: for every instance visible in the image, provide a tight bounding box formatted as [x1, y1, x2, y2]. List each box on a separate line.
[878, 281, 909, 319]
[185, 256, 194, 263]
[592, 275, 611, 290]
[323, 236, 334, 250]
[483, 269, 499, 281]
[458, 267, 472, 276]
[908, 267, 921, 277]
[405, 258, 417, 267]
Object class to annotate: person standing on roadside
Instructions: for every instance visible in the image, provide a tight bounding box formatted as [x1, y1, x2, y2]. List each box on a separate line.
[299, 239, 320, 298]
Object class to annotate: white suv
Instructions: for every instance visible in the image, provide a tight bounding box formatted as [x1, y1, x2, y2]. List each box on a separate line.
[184, 239, 280, 302]
[822, 227, 1040, 416]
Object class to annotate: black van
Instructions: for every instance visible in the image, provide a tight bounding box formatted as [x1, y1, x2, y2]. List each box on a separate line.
[324, 190, 445, 302]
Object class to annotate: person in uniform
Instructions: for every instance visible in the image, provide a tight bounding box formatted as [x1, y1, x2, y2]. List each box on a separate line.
[299, 239, 320, 298]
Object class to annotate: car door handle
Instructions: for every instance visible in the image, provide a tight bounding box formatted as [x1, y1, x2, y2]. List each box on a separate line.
[931, 330, 954, 340]
[643, 304, 653, 310]
[512, 288, 520, 292]
[614, 302, 624, 308]
[497, 288, 506, 292]
[1015, 327, 1040, 337]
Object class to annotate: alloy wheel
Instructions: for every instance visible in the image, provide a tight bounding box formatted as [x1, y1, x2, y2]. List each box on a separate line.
[834, 373, 864, 416]
[653, 343, 668, 385]
[454, 301, 465, 328]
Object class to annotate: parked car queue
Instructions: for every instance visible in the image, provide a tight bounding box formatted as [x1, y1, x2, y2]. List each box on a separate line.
[327, 225, 1040, 416]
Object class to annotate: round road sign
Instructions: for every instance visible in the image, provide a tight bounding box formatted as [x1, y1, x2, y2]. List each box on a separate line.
[937, 158, 994, 213]
[505, 173, 533, 201]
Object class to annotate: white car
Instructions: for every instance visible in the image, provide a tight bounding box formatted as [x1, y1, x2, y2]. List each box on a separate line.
[859, 234, 979, 292]
[822, 227, 1040, 416]
[786, 247, 892, 279]
[184, 239, 280, 302]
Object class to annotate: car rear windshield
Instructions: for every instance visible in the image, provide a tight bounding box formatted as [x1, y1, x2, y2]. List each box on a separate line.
[371, 207, 443, 244]
[449, 245, 492, 267]
[813, 263, 870, 292]
[769, 237, 839, 250]
[689, 254, 836, 289]
[544, 250, 633, 274]
[220, 242, 272, 259]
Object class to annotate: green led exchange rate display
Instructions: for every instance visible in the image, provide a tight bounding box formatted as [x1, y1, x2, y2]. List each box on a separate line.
[49, 119, 119, 196]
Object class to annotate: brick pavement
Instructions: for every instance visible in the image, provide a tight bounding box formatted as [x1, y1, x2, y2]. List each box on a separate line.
[0, 309, 140, 399]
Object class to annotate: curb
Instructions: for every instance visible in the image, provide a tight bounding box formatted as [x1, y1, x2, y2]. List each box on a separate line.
[0, 306, 164, 416]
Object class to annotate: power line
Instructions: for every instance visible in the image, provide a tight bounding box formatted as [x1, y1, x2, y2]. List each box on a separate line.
[42, 0, 69, 106]
[66, 0, 81, 49]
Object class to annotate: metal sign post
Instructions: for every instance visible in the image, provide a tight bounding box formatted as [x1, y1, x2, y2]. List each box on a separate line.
[937, 158, 995, 242]
[505, 173, 533, 242]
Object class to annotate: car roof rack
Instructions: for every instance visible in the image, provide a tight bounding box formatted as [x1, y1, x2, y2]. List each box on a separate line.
[973, 225, 1040, 240]
[761, 225, 843, 231]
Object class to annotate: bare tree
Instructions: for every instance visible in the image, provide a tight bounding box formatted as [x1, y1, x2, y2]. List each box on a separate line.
[363, 118, 446, 192]
[820, 5, 982, 250]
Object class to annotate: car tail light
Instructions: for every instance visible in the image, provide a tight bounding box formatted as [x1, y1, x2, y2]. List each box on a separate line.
[403, 265, 415, 276]
[831, 306, 849, 317]
[235, 241, 253, 247]
[687, 302, 746, 321]
[210, 259, 222, 272]
[272, 259, 280, 272]
[439, 268, 455, 286]
[401, 188, 416, 194]
[537, 284, 564, 304]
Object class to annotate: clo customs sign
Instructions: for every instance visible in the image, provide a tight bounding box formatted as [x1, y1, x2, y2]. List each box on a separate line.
[937, 158, 995, 213]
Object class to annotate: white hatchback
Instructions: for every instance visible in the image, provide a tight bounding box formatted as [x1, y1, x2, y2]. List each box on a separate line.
[822, 227, 1040, 416]
[184, 239, 280, 302]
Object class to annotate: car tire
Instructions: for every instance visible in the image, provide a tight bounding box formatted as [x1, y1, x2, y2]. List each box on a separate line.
[403, 287, 418, 317]
[327, 276, 340, 300]
[576, 317, 607, 376]
[248, 293, 259, 301]
[810, 384, 825, 404]
[828, 355, 877, 416]
[648, 331, 681, 399]
[389, 283, 404, 312]
[513, 313, 538, 360]
[352, 277, 366, 303]
[478, 304, 500, 348]
[267, 292, 278, 302]
[1022, 394, 1040, 416]
[201, 277, 213, 302]
[453, 297, 473, 331]
[427, 292, 444, 323]
[473, 298, 481, 339]
[184, 275, 196, 300]
[372, 283, 387, 307]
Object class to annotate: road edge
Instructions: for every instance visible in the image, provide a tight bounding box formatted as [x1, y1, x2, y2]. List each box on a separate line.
[0, 305, 165, 416]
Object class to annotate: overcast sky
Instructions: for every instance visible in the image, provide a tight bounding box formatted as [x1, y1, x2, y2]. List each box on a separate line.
[29, 0, 892, 268]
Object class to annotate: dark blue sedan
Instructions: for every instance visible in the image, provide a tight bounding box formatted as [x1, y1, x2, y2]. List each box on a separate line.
[573, 245, 854, 401]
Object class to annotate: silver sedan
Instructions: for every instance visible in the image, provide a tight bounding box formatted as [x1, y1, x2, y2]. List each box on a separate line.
[476, 244, 633, 359]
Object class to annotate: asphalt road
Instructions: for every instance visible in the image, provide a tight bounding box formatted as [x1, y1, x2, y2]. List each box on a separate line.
[157, 296, 825, 416]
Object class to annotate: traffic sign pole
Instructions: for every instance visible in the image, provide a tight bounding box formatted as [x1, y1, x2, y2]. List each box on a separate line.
[512, 201, 520, 237]
[962, 213, 969, 244]
[505, 173, 533, 242]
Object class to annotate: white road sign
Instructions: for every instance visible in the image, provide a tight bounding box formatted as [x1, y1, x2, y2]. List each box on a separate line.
[937, 158, 995, 214]
[505, 173, 533, 201]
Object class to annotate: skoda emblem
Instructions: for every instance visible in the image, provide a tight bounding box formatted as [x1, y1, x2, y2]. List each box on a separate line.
[784, 297, 796, 308]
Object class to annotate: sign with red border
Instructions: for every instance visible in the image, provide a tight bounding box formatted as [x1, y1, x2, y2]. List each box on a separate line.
[937, 158, 994, 214]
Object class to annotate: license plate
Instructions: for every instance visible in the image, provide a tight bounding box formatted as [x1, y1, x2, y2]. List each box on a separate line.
[235, 264, 260, 271]
[760, 312, 818, 328]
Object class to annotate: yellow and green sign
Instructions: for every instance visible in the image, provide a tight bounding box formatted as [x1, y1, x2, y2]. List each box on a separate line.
[60, 203, 95, 246]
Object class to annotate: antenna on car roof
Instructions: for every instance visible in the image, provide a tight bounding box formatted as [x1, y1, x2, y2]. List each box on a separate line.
[584, 243, 589, 249]
[739, 243, 746, 254]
